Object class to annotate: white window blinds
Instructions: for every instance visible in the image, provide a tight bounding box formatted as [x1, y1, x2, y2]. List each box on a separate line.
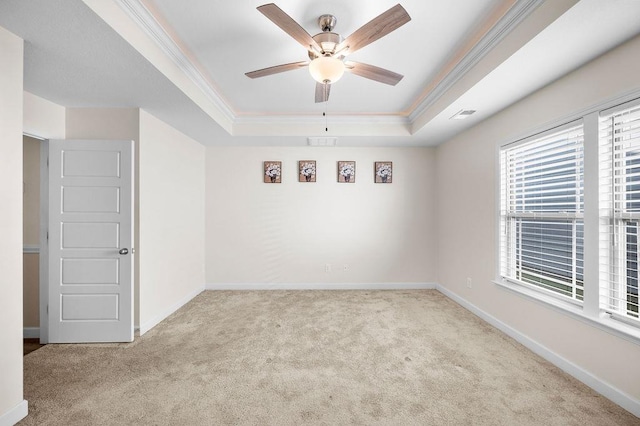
[500, 123, 585, 300]
[600, 103, 640, 321]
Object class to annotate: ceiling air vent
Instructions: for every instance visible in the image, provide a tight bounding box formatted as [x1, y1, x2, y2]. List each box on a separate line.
[308, 137, 338, 146]
[450, 109, 477, 120]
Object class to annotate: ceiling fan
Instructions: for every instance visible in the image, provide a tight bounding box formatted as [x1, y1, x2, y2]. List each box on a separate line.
[245, 3, 411, 103]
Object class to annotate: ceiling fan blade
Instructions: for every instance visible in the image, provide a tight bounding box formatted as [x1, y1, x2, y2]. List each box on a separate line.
[345, 61, 403, 86]
[337, 4, 411, 55]
[315, 82, 331, 103]
[257, 3, 322, 52]
[245, 61, 309, 79]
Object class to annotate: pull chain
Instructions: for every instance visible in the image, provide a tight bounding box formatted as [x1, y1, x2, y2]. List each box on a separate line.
[324, 82, 329, 132]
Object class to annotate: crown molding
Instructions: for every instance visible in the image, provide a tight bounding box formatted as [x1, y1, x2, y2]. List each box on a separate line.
[115, 0, 412, 135]
[116, 0, 236, 123]
[114, 0, 545, 137]
[408, 0, 545, 124]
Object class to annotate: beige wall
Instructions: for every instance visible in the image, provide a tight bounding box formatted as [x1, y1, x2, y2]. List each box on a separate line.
[23, 136, 40, 328]
[66, 108, 139, 141]
[435, 35, 640, 402]
[138, 110, 205, 332]
[22, 136, 40, 245]
[23, 255, 39, 329]
[205, 147, 436, 285]
[0, 25, 25, 421]
[23, 91, 65, 139]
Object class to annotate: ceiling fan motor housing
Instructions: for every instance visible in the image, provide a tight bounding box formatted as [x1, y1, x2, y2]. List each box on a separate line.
[308, 32, 343, 59]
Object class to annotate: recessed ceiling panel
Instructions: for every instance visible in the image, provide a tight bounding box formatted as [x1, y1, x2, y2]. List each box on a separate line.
[146, 0, 505, 115]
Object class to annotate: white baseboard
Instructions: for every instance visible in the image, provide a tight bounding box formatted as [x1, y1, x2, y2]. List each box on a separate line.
[0, 400, 28, 426]
[139, 286, 204, 335]
[436, 284, 640, 418]
[22, 245, 39, 254]
[205, 282, 437, 291]
[23, 327, 40, 339]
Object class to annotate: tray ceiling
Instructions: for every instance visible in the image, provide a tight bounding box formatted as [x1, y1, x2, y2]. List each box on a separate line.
[1, 0, 640, 146]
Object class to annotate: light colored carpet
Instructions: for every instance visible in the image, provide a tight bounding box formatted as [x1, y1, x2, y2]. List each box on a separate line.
[20, 290, 639, 425]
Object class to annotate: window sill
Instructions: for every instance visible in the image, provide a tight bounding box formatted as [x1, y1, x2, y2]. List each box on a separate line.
[493, 278, 640, 346]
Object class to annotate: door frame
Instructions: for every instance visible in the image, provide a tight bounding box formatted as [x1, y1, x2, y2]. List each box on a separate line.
[38, 138, 49, 344]
[21, 132, 50, 344]
[33, 137, 136, 343]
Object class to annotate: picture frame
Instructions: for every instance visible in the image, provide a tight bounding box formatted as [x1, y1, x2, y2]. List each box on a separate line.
[263, 161, 282, 183]
[337, 161, 356, 183]
[298, 160, 316, 182]
[374, 162, 393, 183]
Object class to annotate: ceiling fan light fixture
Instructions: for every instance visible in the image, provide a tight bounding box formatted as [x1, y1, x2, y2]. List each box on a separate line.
[309, 56, 345, 84]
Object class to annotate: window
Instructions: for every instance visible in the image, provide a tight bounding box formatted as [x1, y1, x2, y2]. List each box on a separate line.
[500, 123, 585, 302]
[600, 103, 640, 320]
[498, 98, 640, 335]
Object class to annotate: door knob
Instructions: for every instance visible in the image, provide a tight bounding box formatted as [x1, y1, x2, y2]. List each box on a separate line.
[119, 248, 129, 255]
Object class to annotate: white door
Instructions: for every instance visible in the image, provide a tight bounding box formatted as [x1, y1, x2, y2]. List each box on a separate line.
[48, 140, 134, 343]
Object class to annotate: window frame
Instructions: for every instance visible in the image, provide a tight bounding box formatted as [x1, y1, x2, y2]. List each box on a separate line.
[499, 121, 585, 303]
[599, 101, 640, 321]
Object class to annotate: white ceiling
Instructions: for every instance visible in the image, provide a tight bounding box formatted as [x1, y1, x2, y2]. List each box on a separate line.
[1, 0, 640, 146]
[147, 0, 504, 114]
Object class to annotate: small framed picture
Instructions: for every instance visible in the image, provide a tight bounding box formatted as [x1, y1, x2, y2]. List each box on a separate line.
[375, 162, 393, 183]
[299, 160, 316, 182]
[264, 161, 282, 183]
[337, 161, 356, 183]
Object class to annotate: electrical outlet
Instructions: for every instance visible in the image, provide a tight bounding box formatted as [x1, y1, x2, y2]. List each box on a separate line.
[466, 277, 472, 289]
[325, 263, 332, 273]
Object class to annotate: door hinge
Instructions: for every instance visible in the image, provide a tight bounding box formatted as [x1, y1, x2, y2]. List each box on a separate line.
[46, 156, 49, 167]
[46, 231, 49, 241]
[47, 305, 49, 314]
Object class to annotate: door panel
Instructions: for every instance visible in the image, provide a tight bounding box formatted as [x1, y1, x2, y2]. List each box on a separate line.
[49, 140, 134, 343]
[62, 187, 121, 213]
[62, 258, 120, 285]
[62, 150, 121, 177]
[61, 222, 120, 248]
[61, 294, 119, 320]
